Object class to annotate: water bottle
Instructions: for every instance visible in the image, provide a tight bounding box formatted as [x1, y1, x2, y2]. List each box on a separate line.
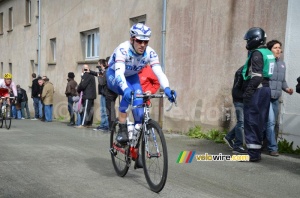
[127, 121, 134, 140]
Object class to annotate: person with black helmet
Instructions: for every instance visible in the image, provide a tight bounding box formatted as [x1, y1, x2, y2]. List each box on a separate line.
[65, 72, 78, 126]
[242, 27, 275, 162]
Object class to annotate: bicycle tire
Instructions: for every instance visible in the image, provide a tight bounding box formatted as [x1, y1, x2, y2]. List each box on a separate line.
[110, 118, 129, 177]
[0, 113, 3, 128]
[4, 106, 11, 129]
[142, 119, 168, 193]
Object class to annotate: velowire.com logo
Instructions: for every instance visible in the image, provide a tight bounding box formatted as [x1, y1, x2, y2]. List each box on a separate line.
[176, 151, 249, 163]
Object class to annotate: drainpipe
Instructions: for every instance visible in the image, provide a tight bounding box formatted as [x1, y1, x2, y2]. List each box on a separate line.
[37, 0, 41, 75]
[159, 0, 167, 127]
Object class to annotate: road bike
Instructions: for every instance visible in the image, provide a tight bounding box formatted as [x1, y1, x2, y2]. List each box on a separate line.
[110, 91, 176, 193]
[0, 97, 14, 129]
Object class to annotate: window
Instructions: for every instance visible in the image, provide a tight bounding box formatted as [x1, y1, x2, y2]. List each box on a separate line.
[130, 14, 146, 26]
[50, 38, 56, 62]
[9, 7, 13, 31]
[36, 0, 39, 17]
[0, 13, 3, 34]
[26, 0, 31, 24]
[0, 62, 3, 77]
[9, 63, 12, 74]
[81, 29, 99, 59]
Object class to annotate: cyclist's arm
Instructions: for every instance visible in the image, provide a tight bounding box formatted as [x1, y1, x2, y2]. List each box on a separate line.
[115, 61, 128, 91]
[11, 82, 17, 97]
[151, 65, 169, 89]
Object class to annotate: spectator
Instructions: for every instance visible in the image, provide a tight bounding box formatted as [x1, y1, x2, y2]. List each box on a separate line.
[15, 89, 22, 119]
[31, 73, 40, 120]
[10, 90, 17, 119]
[38, 77, 44, 121]
[92, 58, 118, 132]
[72, 91, 83, 126]
[242, 27, 275, 162]
[41, 77, 54, 122]
[16, 85, 30, 119]
[90, 59, 109, 131]
[264, 40, 293, 157]
[223, 66, 247, 154]
[104, 56, 118, 132]
[76, 64, 96, 128]
[65, 72, 78, 126]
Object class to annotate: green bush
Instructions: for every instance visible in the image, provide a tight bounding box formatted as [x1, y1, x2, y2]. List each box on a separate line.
[187, 126, 226, 143]
[278, 139, 300, 154]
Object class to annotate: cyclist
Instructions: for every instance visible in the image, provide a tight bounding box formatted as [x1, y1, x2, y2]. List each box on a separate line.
[106, 23, 177, 145]
[0, 73, 17, 116]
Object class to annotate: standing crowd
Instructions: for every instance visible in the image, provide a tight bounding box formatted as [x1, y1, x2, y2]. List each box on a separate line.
[223, 27, 297, 162]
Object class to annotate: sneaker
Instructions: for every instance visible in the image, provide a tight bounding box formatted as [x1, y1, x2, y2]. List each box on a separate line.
[21, 117, 25, 120]
[116, 123, 128, 144]
[93, 126, 105, 131]
[232, 147, 247, 154]
[223, 137, 234, 149]
[134, 154, 143, 169]
[249, 156, 261, 162]
[75, 125, 86, 129]
[269, 151, 279, 157]
[67, 122, 75, 126]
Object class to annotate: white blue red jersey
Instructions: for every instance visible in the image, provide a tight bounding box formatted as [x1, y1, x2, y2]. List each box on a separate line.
[108, 41, 169, 91]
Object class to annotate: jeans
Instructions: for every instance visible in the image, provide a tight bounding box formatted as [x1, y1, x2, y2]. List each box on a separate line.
[76, 112, 82, 126]
[11, 105, 16, 118]
[21, 101, 30, 118]
[39, 100, 43, 118]
[67, 96, 74, 118]
[99, 95, 108, 128]
[225, 102, 244, 149]
[33, 97, 40, 119]
[265, 99, 279, 152]
[44, 104, 53, 122]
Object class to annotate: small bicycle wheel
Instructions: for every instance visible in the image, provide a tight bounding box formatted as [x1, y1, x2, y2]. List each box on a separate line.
[110, 118, 130, 177]
[4, 107, 11, 129]
[142, 119, 168, 193]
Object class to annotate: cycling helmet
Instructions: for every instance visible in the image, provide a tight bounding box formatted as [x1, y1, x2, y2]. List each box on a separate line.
[244, 27, 267, 50]
[130, 23, 151, 40]
[4, 73, 12, 79]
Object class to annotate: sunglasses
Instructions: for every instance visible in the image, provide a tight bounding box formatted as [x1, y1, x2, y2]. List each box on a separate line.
[134, 38, 149, 45]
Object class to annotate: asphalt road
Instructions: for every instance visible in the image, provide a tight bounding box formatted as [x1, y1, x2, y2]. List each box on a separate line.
[0, 119, 300, 198]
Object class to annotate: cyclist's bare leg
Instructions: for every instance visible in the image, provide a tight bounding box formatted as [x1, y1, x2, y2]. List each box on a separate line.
[118, 112, 127, 123]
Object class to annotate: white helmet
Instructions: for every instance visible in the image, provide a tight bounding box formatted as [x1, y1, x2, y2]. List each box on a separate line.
[130, 23, 151, 40]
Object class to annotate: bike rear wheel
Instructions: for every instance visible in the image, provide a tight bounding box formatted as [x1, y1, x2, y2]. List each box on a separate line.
[0, 113, 3, 128]
[4, 106, 11, 129]
[110, 118, 130, 177]
[142, 119, 168, 193]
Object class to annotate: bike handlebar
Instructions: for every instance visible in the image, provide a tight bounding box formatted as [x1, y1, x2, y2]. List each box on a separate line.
[0, 97, 15, 99]
[126, 92, 177, 112]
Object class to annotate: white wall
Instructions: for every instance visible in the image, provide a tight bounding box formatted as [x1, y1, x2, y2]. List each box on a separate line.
[281, 0, 300, 148]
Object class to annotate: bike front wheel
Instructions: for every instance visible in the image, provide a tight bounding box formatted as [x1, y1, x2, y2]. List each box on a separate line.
[142, 119, 168, 193]
[110, 118, 130, 177]
[4, 107, 11, 129]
